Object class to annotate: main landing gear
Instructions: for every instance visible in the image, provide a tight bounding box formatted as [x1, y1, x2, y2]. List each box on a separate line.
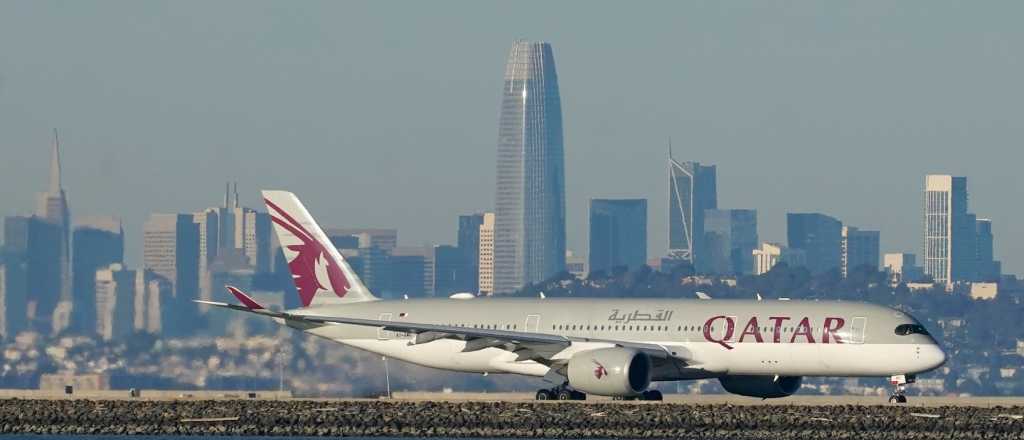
[612, 390, 663, 401]
[535, 383, 586, 401]
[888, 374, 915, 404]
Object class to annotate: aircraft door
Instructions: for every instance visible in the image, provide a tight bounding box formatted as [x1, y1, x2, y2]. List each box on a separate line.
[525, 314, 540, 333]
[850, 317, 867, 344]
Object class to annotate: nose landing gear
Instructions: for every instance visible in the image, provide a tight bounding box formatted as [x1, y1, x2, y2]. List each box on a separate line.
[888, 374, 915, 404]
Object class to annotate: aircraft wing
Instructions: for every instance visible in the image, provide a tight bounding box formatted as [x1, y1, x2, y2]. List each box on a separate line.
[294, 313, 685, 363]
[197, 291, 688, 365]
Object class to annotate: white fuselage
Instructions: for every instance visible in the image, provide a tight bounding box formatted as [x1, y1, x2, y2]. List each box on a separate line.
[286, 297, 946, 381]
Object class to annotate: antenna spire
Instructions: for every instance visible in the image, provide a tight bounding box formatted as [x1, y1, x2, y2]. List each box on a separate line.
[49, 128, 62, 193]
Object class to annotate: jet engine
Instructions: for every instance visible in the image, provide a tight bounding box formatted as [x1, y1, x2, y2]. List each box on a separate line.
[719, 375, 802, 399]
[567, 348, 651, 397]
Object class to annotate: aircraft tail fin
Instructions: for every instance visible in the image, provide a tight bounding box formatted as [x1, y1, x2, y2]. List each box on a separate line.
[262, 190, 378, 307]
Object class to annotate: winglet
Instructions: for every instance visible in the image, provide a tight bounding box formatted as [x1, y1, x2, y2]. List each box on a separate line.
[227, 285, 265, 310]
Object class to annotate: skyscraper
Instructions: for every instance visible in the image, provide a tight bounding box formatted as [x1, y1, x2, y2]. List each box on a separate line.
[703, 209, 758, 275]
[493, 40, 566, 294]
[71, 217, 124, 334]
[3, 216, 62, 331]
[588, 199, 647, 274]
[668, 151, 717, 270]
[94, 263, 135, 341]
[195, 184, 272, 308]
[391, 246, 435, 298]
[787, 213, 842, 274]
[841, 226, 880, 278]
[974, 218, 1001, 281]
[0, 260, 29, 340]
[327, 228, 398, 252]
[923, 175, 975, 285]
[143, 213, 199, 336]
[457, 214, 485, 293]
[35, 130, 71, 333]
[433, 245, 462, 297]
[133, 269, 167, 335]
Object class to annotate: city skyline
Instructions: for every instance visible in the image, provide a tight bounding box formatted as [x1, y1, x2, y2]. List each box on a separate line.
[1, 2, 1022, 274]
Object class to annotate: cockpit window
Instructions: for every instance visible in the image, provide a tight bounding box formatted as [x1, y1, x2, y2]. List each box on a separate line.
[894, 324, 929, 336]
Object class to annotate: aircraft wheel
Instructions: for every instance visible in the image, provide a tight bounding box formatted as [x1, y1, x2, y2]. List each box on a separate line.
[571, 390, 586, 400]
[535, 389, 553, 400]
[642, 390, 663, 401]
[888, 394, 908, 404]
[556, 389, 574, 401]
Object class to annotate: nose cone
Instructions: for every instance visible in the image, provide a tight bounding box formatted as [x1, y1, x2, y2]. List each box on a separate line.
[920, 344, 947, 371]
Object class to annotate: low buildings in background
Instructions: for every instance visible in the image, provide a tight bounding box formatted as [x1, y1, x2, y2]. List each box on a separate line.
[884, 253, 925, 284]
[39, 373, 110, 392]
[565, 251, 587, 279]
[752, 242, 806, 275]
[969, 282, 998, 300]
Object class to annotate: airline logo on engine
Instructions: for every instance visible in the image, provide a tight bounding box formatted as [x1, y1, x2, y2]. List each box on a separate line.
[702, 315, 847, 350]
[592, 360, 608, 379]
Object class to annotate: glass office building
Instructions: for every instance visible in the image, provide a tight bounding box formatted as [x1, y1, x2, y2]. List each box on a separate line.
[493, 40, 566, 293]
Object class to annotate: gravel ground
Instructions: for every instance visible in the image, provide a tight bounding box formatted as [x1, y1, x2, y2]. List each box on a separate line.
[0, 399, 1020, 439]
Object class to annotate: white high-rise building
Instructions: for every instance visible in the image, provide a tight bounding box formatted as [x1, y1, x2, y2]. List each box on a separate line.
[94, 264, 135, 341]
[133, 270, 166, 335]
[478, 213, 495, 296]
[923, 175, 974, 285]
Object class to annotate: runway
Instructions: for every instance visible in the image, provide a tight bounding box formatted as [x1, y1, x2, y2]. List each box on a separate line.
[0, 397, 1019, 438]
[390, 391, 1024, 407]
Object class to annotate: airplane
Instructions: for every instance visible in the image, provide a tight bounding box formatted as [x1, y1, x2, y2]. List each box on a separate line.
[199, 190, 946, 403]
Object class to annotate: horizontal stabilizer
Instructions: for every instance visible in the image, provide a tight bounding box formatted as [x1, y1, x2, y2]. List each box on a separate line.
[227, 285, 264, 310]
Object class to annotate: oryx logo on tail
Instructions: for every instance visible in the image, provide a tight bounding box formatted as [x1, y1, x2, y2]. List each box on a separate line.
[265, 197, 349, 306]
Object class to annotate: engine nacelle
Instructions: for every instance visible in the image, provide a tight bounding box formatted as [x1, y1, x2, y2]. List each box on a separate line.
[719, 375, 802, 399]
[567, 348, 651, 397]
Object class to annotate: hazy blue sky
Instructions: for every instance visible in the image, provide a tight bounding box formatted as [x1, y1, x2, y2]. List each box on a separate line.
[2, 1, 1022, 274]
